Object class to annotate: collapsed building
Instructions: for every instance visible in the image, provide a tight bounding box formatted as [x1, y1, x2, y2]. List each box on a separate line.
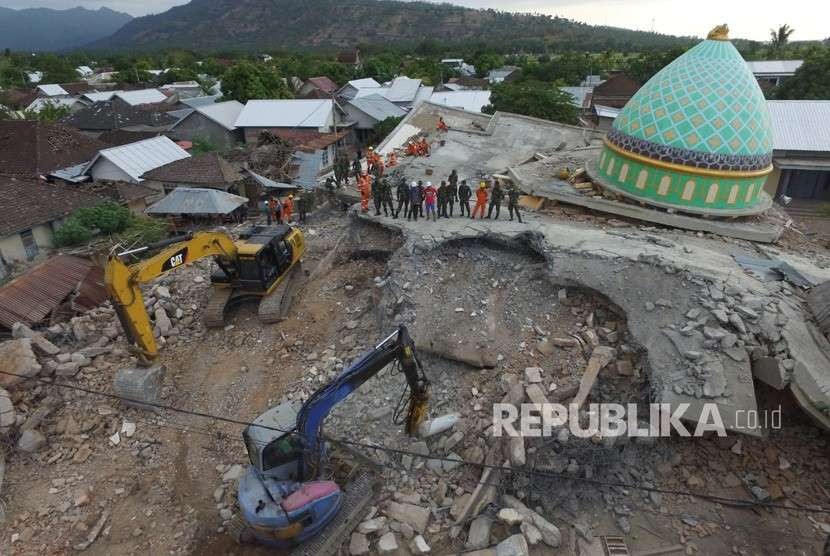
[373, 26, 830, 435]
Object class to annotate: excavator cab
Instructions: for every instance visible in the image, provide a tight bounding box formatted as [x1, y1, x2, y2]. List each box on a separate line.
[211, 225, 301, 293]
[239, 400, 342, 548]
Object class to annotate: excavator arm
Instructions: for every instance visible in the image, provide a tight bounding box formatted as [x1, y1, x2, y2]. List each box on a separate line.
[294, 325, 430, 480]
[105, 232, 238, 362]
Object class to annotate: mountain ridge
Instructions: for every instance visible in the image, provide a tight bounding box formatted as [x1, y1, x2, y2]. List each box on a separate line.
[87, 0, 693, 53]
[0, 5, 132, 51]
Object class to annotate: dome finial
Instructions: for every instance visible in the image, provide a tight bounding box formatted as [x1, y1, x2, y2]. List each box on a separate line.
[707, 24, 730, 41]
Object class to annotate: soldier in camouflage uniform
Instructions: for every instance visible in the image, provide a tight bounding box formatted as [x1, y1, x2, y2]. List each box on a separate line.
[372, 176, 383, 216]
[394, 175, 409, 219]
[457, 179, 472, 217]
[380, 177, 394, 217]
[487, 179, 504, 219]
[334, 153, 349, 187]
[437, 181, 449, 218]
[507, 184, 523, 223]
[447, 170, 458, 217]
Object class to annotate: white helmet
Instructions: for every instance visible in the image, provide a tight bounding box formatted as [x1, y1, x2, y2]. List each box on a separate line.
[410, 181, 417, 187]
[426, 181, 432, 187]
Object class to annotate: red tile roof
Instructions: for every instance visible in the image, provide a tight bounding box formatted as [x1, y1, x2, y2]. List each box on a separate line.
[306, 76, 339, 94]
[0, 177, 106, 237]
[0, 121, 108, 178]
[140, 152, 242, 185]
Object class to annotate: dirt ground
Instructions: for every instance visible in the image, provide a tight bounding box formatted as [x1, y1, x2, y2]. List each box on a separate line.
[1, 206, 829, 556]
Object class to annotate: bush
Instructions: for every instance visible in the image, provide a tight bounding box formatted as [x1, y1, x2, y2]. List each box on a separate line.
[54, 217, 93, 247]
[116, 217, 168, 246]
[75, 202, 131, 234]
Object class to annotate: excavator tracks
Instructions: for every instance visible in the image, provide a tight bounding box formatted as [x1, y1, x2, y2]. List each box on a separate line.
[204, 287, 234, 328]
[258, 262, 306, 324]
[288, 469, 379, 556]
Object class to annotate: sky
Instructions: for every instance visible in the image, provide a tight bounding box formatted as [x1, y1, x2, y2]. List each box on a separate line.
[0, 0, 827, 42]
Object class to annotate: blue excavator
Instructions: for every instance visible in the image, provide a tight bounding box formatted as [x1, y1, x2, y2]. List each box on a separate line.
[235, 325, 430, 551]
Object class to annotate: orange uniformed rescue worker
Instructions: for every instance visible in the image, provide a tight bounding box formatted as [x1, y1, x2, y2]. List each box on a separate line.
[471, 182, 488, 219]
[283, 194, 294, 223]
[358, 172, 371, 212]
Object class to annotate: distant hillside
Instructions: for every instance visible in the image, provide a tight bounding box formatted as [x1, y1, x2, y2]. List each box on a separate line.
[0, 6, 132, 52]
[88, 0, 692, 52]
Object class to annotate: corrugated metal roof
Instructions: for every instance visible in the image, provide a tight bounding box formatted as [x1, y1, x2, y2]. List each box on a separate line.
[292, 151, 323, 189]
[247, 169, 298, 190]
[37, 84, 68, 97]
[234, 99, 333, 128]
[594, 104, 621, 118]
[428, 90, 491, 113]
[347, 95, 407, 122]
[115, 89, 168, 106]
[194, 100, 244, 131]
[746, 60, 803, 76]
[83, 90, 122, 103]
[181, 95, 221, 108]
[560, 86, 593, 108]
[26, 96, 81, 113]
[0, 255, 106, 329]
[84, 135, 191, 182]
[768, 100, 830, 152]
[347, 78, 381, 90]
[386, 77, 422, 103]
[146, 187, 248, 215]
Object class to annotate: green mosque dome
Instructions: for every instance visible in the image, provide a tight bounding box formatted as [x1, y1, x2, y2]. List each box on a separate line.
[595, 25, 774, 215]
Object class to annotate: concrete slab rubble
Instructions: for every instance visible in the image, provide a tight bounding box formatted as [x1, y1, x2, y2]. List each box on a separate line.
[356, 207, 830, 433]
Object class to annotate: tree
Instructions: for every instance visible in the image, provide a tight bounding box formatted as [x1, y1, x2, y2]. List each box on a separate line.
[482, 80, 578, 124]
[471, 52, 504, 78]
[370, 116, 403, 145]
[221, 62, 292, 103]
[774, 49, 830, 99]
[769, 24, 795, 53]
[118, 65, 153, 84]
[623, 46, 688, 84]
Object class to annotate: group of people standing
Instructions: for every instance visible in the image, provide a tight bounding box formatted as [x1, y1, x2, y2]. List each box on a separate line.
[374, 170, 524, 223]
[263, 192, 307, 225]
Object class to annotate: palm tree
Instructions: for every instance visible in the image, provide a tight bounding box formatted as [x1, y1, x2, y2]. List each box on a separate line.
[769, 24, 795, 52]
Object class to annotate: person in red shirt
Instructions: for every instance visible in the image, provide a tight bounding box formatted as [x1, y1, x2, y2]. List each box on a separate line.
[472, 182, 488, 219]
[423, 181, 438, 221]
[437, 116, 448, 131]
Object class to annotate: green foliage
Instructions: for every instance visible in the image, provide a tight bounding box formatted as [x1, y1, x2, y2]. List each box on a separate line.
[54, 217, 93, 247]
[74, 203, 131, 234]
[470, 52, 504, 78]
[54, 203, 167, 247]
[117, 64, 153, 84]
[769, 24, 795, 53]
[774, 49, 830, 100]
[517, 52, 593, 86]
[370, 116, 403, 145]
[27, 102, 71, 122]
[158, 66, 199, 84]
[482, 81, 577, 124]
[622, 46, 688, 84]
[192, 137, 217, 154]
[0, 61, 26, 88]
[362, 56, 399, 84]
[117, 217, 168, 246]
[222, 61, 293, 103]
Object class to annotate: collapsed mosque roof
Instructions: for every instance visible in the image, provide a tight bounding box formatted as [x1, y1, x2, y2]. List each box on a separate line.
[595, 24, 774, 216]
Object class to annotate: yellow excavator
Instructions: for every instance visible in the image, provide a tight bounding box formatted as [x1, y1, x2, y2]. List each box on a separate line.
[105, 225, 305, 362]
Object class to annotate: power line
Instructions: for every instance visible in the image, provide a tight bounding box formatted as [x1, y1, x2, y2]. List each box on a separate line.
[2, 368, 830, 517]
